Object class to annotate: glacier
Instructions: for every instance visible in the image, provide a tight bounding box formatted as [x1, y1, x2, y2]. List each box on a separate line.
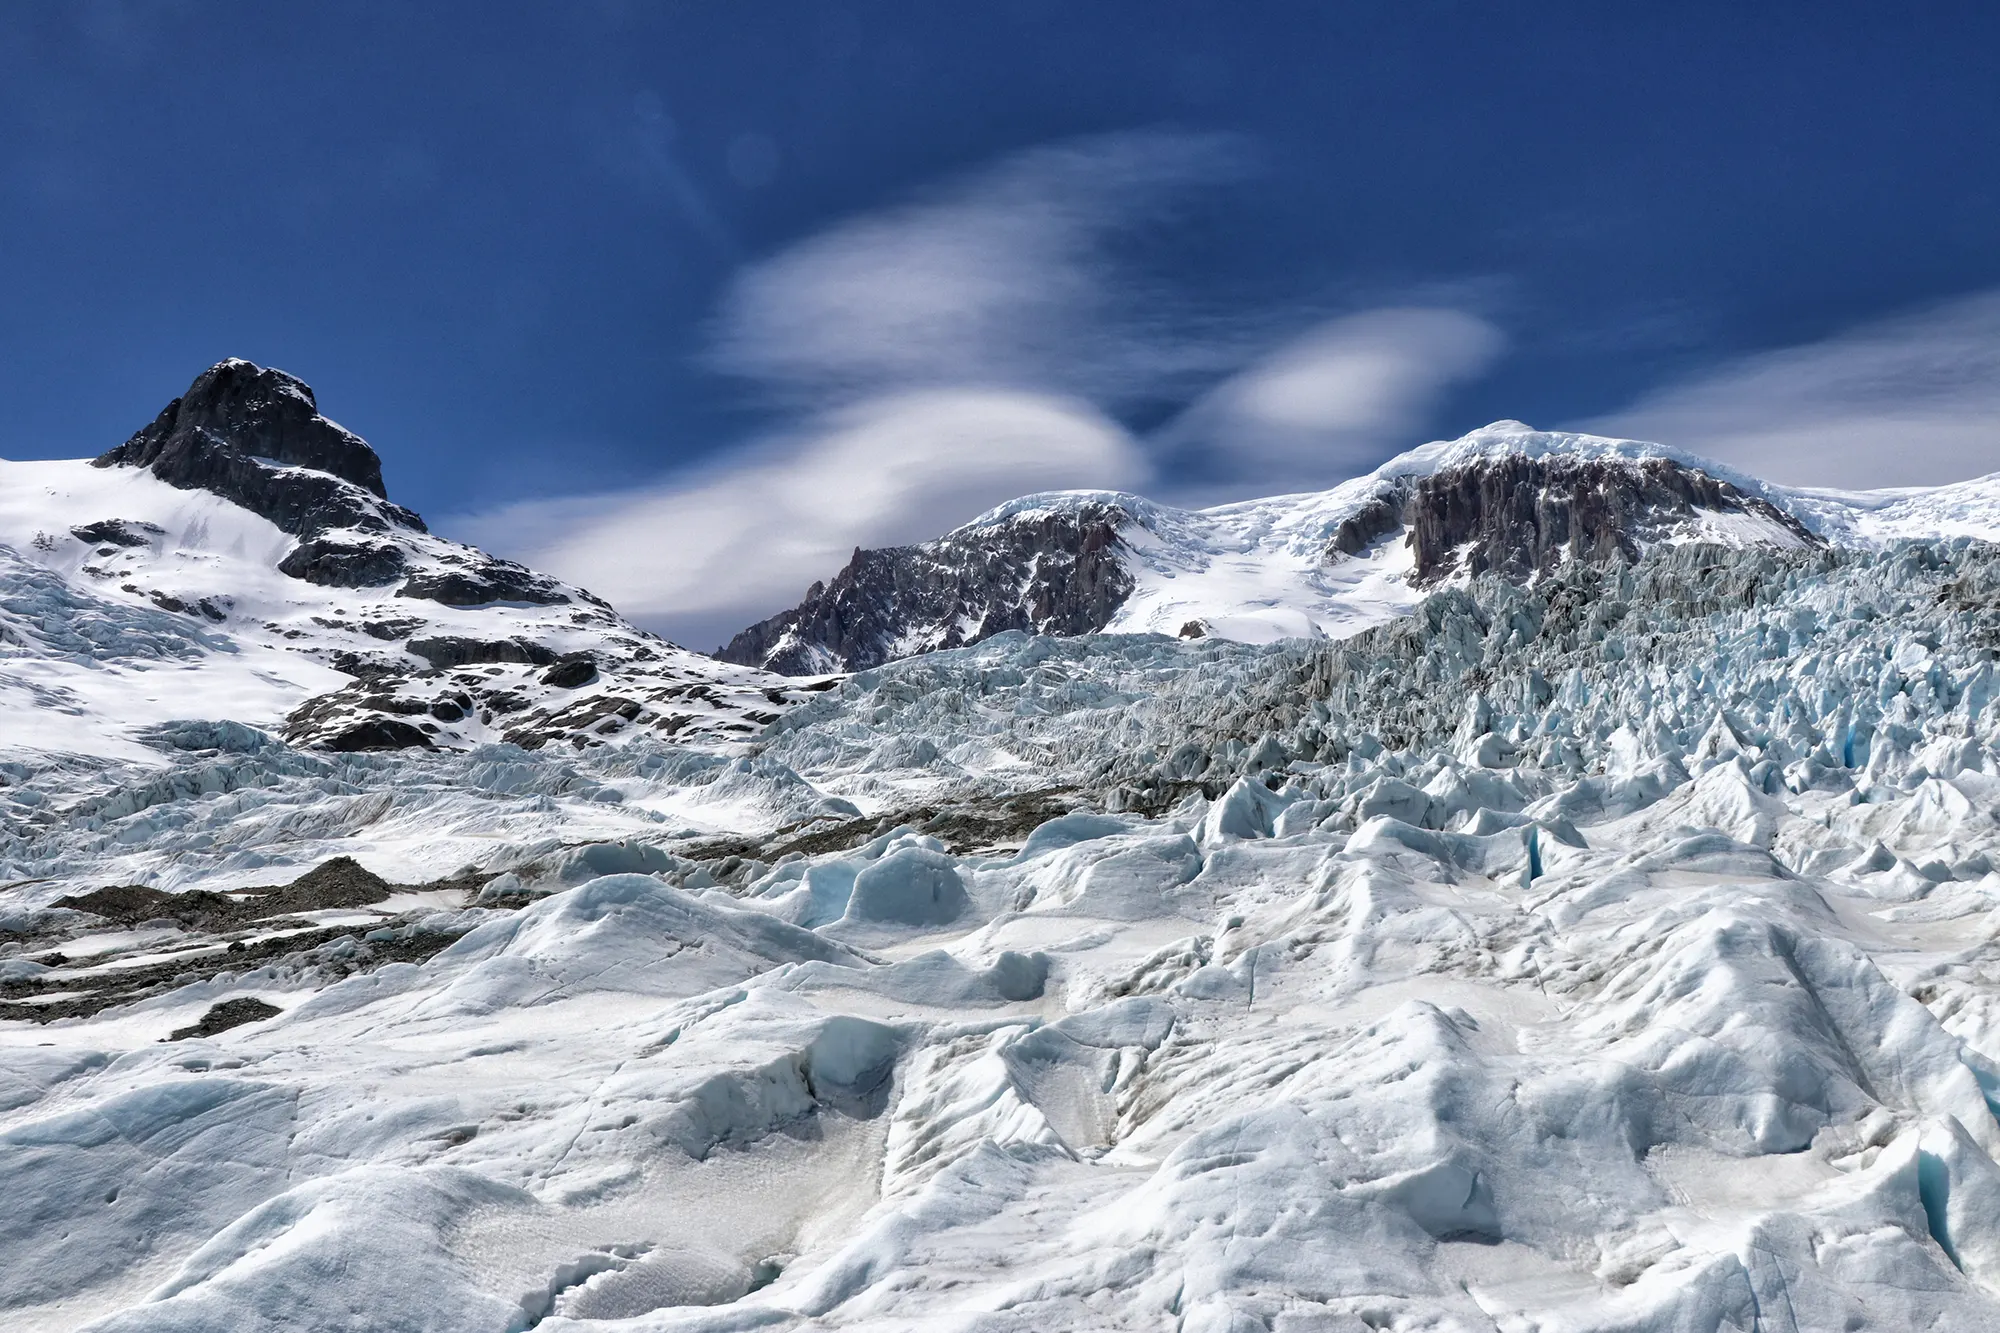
[9, 409, 2000, 1330]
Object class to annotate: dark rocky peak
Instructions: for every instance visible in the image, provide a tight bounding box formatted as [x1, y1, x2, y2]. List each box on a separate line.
[717, 499, 1135, 675]
[94, 359, 422, 538]
[102, 358, 383, 492]
[1356, 454, 1820, 585]
[81, 360, 582, 614]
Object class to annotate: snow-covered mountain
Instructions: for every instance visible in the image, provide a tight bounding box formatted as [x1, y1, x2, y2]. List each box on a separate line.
[10, 381, 2000, 1332]
[0, 359, 830, 761]
[719, 421, 2000, 672]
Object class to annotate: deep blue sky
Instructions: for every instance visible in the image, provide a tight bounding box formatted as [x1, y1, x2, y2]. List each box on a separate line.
[4, 3, 1998, 634]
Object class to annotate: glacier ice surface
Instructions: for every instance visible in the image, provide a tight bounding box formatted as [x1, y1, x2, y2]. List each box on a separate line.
[7, 538, 2000, 1329]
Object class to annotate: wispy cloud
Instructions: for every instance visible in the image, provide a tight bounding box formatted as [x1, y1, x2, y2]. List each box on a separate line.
[1584, 290, 2000, 489]
[1155, 307, 1504, 501]
[708, 129, 1249, 408]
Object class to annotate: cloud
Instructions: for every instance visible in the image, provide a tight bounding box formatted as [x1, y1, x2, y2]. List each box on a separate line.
[1584, 290, 2000, 489]
[455, 389, 1146, 649]
[453, 131, 1503, 642]
[708, 130, 1248, 408]
[1154, 308, 1504, 499]
[454, 132, 1237, 642]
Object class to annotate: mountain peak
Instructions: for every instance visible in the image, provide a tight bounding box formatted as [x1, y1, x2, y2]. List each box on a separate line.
[93, 359, 408, 537]
[98, 359, 385, 496]
[1373, 421, 1750, 488]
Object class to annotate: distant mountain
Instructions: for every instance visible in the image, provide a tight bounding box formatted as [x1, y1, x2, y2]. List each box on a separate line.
[716, 498, 1136, 676]
[0, 360, 828, 759]
[718, 421, 2000, 673]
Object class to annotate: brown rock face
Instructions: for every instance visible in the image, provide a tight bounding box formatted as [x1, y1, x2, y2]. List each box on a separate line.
[1328, 491, 1406, 557]
[1399, 456, 1819, 584]
[717, 502, 1137, 674]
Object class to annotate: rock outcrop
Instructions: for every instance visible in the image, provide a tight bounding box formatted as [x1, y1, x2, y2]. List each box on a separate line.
[276, 537, 409, 588]
[717, 501, 1135, 674]
[1398, 455, 1819, 583]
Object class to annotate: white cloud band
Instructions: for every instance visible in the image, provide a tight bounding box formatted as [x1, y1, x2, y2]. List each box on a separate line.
[1585, 290, 2000, 489]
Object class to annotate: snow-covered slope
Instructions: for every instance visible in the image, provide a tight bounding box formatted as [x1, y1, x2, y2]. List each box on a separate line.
[721, 422, 1874, 673]
[0, 361, 827, 761]
[1028, 484, 1426, 643]
[1784, 472, 2000, 545]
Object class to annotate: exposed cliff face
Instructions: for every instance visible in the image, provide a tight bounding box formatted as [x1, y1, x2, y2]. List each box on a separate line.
[1399, 455, 1820, 583]
[90, 359, 572, 610]
[717, 502, 1135, 674]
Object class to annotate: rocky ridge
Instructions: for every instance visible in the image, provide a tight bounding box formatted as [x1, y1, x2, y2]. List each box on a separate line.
[718, 425, 1837, 674]
[96, 358, 398, 532]
[717, 499, 1134, 673]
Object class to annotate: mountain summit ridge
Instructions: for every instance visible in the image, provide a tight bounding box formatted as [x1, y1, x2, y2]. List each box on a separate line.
[15, 371, 2000, 749]
[718, 421, 1944, 674]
